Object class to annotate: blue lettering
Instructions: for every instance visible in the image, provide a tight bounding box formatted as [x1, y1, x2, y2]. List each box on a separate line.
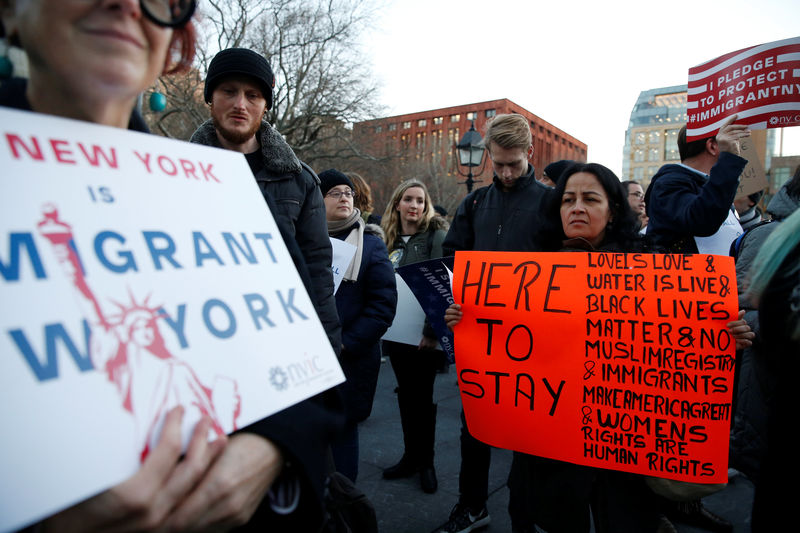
[1, 233, 47, 281]
[8, 320, 94, 381]
[202, 298, 236, 338]
[94, 231, 138, 273]
[158, 305, 188, 348]
[143, 231, 182, 270]
[223, 232, 257, 265]
[253, 233, 277, 263]
[193, 231, 224, 267]
[244, 293, 275, 328]
[277, 288, 308, 323]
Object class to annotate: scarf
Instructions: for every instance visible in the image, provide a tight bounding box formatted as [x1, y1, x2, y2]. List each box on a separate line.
[327, 208, 364, 281]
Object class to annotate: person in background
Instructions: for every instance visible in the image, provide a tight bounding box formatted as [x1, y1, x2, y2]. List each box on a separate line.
[541, 159, 574, 188]
[348, 171, 382, 225]
[0, 1, 342, 529]
[189, 47, 342, 355]
[320, 169, 396, 482]
[381, 179, 448, 494]
[733, 190, 765, 230]
[621, 180, 648, 231]
[745, 207, 800, 532]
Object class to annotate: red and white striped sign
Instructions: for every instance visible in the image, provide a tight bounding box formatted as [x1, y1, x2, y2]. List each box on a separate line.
[687, 36, 800, 141]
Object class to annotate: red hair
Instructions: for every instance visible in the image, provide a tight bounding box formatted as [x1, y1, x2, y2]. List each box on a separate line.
[163, 20, 197, 74]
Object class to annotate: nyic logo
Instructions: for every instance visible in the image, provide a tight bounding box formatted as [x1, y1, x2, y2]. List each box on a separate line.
[268, 355, 326, 391]
[769, 114, 800, 125]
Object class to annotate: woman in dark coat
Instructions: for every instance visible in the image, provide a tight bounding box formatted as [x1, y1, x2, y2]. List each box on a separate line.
[320, 169, 397, 482]
[380, 179, 449, 494]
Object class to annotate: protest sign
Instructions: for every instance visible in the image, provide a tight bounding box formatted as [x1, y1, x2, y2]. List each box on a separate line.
[0, 107, 344, 531]
[382, 273, 427, 346]
[686, 36, 800, 141]
[397, 257, 455, 362]
[735, 137, 768, 199]
[330, 238, 357, 294]
[453, 251, 737, 484]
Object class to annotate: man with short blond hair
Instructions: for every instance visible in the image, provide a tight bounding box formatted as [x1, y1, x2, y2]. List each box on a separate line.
[438, 114, 552, 533]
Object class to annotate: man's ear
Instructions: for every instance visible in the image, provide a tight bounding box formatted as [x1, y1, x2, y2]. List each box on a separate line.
[706, 137, 719, 157]
[527, 144, 534, 160]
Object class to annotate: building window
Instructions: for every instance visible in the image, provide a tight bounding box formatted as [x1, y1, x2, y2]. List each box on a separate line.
[433, 116, 443, 125]
[485, 109, 496, 118]
[466, 111, 478, 120]
[774, 167, 791, 189]
[374, 125, 382, 133]
[388, 123, 397, 131]
[647, 166, 659, 178]
[450, 114, 460, 123]
[635, 132, 646, 145]
[417, 119, 427, 127]
[400, 133, 410, 149]
[665, 129, 679, 160]
[402, 121, 411, 129]
[648, 148, 660, 162]
[634, 149, 645, 162]
[634, 167, 644, 180]
[649, 131, 660, 145]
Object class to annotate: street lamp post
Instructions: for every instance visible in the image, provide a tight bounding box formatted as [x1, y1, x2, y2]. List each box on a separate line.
[455, 120, 487, 193]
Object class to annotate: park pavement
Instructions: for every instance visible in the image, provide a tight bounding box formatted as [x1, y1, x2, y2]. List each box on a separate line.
[356, 359, 756, 533]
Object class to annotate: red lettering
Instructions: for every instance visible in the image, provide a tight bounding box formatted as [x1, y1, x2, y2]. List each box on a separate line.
[199, 162, 220, 183]
[5, 133, 44, 161]
[179, 159, 198, 180]
[133, 150, 152, 173]
[78, 143, 118, 168]
[157, 155, 177, 176]
[49, 139, 76, 164]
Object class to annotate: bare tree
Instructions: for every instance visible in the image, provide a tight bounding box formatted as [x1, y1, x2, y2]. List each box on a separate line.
[143, 0, 383, 169]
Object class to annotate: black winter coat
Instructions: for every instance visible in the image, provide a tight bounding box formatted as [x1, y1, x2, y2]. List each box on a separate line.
[443, 165, 552, 255]
[644, 152, 746, 253]
[333, 224, 397, 423]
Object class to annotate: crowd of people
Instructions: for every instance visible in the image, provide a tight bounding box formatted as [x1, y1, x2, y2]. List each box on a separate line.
[1, 1, 798, 532]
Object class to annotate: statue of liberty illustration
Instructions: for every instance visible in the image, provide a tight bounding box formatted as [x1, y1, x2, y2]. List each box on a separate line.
[37, 204, 241, 460]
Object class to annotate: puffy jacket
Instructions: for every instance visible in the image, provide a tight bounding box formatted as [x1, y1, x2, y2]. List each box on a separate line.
[334, 224, 397, 423]
[190, 119, 342, 354]
[644, 152, 746, 253]
[443, 165, 552, 254]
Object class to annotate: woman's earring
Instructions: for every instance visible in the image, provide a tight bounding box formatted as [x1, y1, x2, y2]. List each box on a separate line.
[149, 91, 167, 112]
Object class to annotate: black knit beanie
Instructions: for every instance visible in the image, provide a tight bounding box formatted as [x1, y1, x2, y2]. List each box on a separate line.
[318, 169, 354, 196]
[205, 48, 275, 109]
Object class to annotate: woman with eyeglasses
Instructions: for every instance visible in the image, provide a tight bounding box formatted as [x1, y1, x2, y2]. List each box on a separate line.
[1, 1, 342, 530]
[380, 178, 449, 494]
[320, 169, 396, 482]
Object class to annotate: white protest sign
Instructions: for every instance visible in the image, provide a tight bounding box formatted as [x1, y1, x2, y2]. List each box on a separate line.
[330, 237, 357, 294]
[695, 209, 743, 256]
[381, 273, 426, 346]
[0, 107, 344, 531]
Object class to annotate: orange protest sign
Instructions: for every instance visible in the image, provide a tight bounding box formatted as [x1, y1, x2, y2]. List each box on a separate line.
[453, 251, 737, 484]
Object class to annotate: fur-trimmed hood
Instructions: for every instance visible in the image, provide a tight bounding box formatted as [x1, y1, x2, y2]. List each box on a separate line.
[190, 118, 302, 176]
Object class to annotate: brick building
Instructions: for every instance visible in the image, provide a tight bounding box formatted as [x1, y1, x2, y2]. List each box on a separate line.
[353, 98, 587, 187]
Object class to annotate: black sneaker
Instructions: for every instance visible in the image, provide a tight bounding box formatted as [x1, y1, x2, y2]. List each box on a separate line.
[437, 503, 490, 533]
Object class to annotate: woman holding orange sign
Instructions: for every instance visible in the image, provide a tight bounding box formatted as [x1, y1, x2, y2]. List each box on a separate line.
[445, 162, 753, 533]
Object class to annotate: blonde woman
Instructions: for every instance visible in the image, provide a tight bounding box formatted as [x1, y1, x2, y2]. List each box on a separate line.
[381, 179, 448, 494]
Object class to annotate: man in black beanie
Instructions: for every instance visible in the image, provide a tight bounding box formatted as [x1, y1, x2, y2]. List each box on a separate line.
[188, 48, 345, 531]
[190, 48, 340, 353]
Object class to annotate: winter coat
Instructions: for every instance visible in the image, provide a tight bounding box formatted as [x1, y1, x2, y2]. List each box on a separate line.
[190, 119, 342, 354]
[0, 78, 344, 532]
[443, 165, 553, 255]
[333, 224, 397, 423]
[730, 185, 799, 480]
[644, 152, 747, 253]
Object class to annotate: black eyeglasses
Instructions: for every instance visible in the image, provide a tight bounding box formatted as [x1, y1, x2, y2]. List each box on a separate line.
[628, 192, 644, 199]
[326, 190, 356, 200]
[141, 0, 196, 28]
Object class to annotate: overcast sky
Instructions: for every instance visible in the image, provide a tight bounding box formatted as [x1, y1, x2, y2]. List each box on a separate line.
[364, 0, 800, 177]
